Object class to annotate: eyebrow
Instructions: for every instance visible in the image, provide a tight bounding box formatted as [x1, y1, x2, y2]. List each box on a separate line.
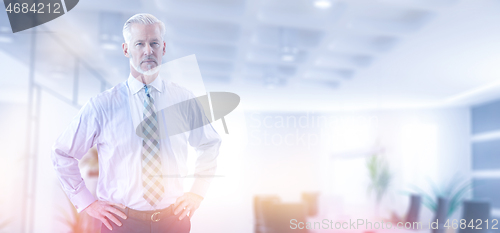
[134, 38, 160, 42]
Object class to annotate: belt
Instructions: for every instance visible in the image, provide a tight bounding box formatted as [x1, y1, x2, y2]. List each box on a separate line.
[116, 205, 175, 222]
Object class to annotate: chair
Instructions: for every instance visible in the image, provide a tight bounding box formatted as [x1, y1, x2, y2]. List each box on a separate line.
[405, 194, 421, 223]
[302, 192, 319, 216]
[269, 203, 308, 233]
[459, 201, 490, 233]
[254, 195, 280, 233]
[432, 197, 449, 233]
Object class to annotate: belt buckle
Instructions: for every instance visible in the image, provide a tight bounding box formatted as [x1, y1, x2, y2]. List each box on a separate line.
[151, 212, 161, 222]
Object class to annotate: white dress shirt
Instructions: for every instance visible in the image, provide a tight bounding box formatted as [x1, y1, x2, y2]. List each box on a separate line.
[51, 74, 221, 212]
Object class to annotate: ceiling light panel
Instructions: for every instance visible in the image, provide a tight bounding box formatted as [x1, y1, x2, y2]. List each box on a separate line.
[378, 0, 459, 8]
[316, 52, 374, 68]
[201, 74, 232, 83]
[77, 0, 141, 11]
[166, 18, 240, 44]
[197, 60, 234, 74]
[242, 63, 297, 78]
[350, 4, 435, 33]
[253, 25, 324, 49]
[328, 34, 399, 54]
[246, 46, 308, 64]
[169, 41, 237, 61]
[305, 67, 355, 80]
[159, 0, 245, 21]
[258, 0, 345, 29]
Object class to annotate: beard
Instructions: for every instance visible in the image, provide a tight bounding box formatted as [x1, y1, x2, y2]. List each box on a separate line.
[130, 55, 161, 76]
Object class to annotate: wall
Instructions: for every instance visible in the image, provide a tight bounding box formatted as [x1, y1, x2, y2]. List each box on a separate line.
[470, 99, 500, 218]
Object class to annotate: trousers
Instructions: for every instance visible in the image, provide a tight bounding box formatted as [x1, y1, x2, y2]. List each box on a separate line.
[100, 206, 191, 233]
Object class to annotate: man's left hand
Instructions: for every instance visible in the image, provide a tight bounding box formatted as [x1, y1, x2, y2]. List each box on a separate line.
[173, 192, 204, 220]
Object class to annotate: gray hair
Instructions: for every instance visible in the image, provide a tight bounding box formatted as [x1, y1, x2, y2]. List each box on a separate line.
[123, 13, 166, 44]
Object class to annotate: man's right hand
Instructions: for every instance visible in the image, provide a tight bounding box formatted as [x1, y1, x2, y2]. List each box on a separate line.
[84, 200, 127, 230]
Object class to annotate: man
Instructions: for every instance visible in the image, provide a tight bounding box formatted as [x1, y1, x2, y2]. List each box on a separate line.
[51, 13, 221, 232]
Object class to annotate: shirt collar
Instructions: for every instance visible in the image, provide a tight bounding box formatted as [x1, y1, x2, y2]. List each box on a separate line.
[127, 74, 163, 95]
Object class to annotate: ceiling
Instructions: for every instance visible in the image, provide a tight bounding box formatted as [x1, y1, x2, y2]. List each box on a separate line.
[1, 0, 500, 111]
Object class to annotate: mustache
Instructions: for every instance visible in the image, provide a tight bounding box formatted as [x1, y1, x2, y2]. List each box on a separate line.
[140, 56, 158, 64]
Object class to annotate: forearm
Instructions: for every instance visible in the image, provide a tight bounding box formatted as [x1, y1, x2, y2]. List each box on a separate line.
[189, 129, 221, 197]
[52, 147, 96, 212]
[190, 163, 217, 198]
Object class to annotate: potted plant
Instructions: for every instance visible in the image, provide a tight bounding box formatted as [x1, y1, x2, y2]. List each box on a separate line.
[409, 175, 471, 218]
[366, 154, 393, 217]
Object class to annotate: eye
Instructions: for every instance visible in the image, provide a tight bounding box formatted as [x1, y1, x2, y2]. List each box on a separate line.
[135, 42, 143, 46]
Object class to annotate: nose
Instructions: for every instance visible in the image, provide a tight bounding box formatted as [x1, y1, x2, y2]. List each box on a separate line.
[144, 44, 153, 55]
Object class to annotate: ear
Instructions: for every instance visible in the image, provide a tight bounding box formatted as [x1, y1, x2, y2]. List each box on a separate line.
[162, 41, 166, 56]
[122, 43, 130, 58]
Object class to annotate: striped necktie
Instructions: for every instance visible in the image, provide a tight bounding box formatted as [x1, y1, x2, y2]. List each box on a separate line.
[141, 84, 164, 207]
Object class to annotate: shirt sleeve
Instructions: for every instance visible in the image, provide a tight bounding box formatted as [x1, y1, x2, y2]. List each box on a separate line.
[187, 95, 222, 198]
[51, 98, 101, 213]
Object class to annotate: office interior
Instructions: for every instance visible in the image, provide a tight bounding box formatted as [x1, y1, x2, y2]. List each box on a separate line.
[1, 0, 500, 232]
